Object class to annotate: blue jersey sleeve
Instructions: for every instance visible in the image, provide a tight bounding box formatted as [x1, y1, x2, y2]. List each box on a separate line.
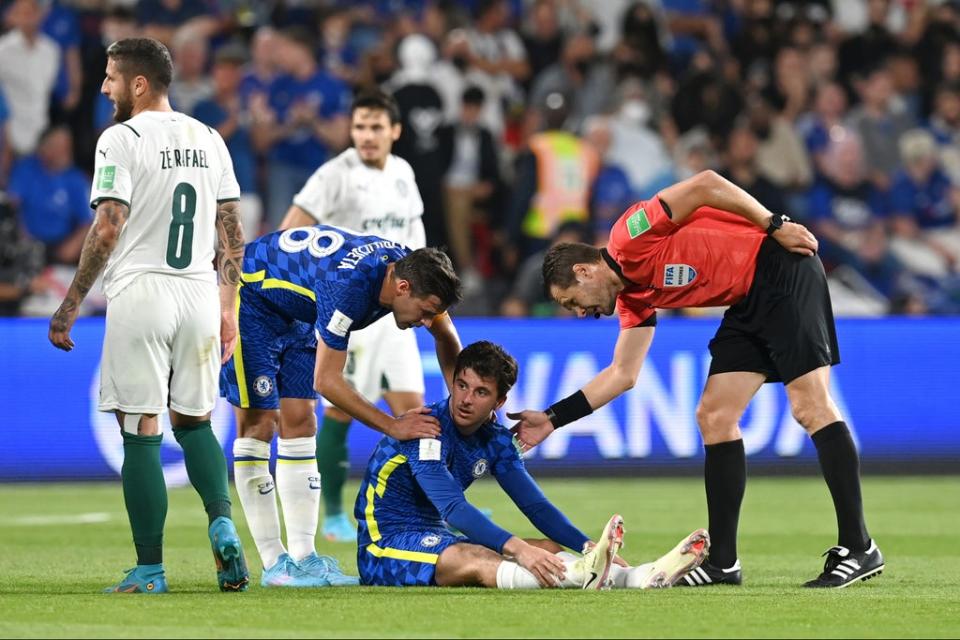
[314, 267, 379, 351]
[399, 435, 513, 553]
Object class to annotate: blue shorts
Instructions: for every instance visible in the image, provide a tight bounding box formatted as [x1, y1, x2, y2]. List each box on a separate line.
[357, 529, 467, 587]
[219, 286, 318, 409]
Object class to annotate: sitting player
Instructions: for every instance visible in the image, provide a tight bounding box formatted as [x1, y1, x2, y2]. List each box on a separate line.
[355, 341, 710, 589]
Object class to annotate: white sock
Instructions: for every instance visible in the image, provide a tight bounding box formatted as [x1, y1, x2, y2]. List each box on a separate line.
[276, 437, 320, 561]
[495, 557, 583, 589]
[622, 562, 656, 589]
[233, 437, 285, 569]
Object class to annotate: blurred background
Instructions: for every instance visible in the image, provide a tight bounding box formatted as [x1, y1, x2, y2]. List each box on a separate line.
[0, 0, 958, 479]
[4, 0, 960, 318]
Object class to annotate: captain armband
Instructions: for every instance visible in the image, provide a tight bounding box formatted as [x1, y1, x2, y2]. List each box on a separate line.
[544, 390, 593, 429]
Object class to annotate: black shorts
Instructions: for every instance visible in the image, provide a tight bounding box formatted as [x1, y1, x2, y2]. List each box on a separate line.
[708, 237, 840, 385]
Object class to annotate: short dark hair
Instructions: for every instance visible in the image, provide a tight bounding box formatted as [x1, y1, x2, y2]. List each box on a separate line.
[106, 37, 173, 91]
[541, 242, 602, 295]
[281, 26, 316, 53]
[394, 248, 462, 307]
[351, 88, 402, 125]
[462, 85, 485, 105]
[454, 341, 518, 398]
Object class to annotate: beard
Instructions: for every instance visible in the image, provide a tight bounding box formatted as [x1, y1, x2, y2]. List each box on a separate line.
[113, 94, 134, 122]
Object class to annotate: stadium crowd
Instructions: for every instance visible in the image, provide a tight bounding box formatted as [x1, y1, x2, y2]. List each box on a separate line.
[2, 0, 960, 317]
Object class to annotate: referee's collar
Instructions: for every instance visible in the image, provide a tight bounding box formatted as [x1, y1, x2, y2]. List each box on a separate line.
[600, 248, 636, 286]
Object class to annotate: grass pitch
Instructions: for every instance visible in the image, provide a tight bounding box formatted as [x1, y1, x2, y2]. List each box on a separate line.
[0, 476, 957, 639]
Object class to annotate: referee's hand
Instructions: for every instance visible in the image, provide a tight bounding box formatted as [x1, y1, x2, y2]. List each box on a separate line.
[508, 410, 555, 452]
[772, 221, 819, 256]
[387, 406, 441, 441]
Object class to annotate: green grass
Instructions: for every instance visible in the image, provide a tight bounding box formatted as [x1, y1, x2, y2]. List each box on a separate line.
[0, 477, 958, 638]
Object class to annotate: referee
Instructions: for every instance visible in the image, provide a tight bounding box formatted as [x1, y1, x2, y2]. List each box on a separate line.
[510, 169, 883, 589]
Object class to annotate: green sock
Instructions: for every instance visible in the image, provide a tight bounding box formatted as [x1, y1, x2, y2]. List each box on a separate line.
[121, 432, 167, 566]
[173, 421, 232, 524]
[317, 415, 350, 516]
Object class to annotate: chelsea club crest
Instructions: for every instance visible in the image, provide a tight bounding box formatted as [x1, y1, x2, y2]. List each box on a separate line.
[253, 376, 273, 397]
[472, 458, 488, 478]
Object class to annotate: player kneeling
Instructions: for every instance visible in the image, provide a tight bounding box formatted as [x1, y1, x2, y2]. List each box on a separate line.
[354, 341, 709, 589]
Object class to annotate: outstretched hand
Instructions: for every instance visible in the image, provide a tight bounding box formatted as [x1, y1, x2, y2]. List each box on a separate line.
[773, 221, 818, 256]
[508, 410, 555, 452]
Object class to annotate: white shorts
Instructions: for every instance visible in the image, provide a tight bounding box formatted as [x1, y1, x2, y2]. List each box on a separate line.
[99, 273, 220, 416]
[324, 314, 425, 406]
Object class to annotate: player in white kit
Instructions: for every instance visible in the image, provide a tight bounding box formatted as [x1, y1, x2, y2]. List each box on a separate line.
[48, 38, 250, 593]
[280, 89, 429, 541]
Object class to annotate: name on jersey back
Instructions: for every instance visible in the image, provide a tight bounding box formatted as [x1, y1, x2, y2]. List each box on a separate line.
[160, 147, 210, 170]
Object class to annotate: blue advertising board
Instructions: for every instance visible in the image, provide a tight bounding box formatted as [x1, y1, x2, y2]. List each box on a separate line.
[1, 316, 957, 483]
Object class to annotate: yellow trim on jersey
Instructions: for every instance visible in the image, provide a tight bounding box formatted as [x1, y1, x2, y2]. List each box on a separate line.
[241, 270, 316, 301]
[364, 454, 408, 542]
[233, 290, 250, 408]
[365, 543, 439, 565]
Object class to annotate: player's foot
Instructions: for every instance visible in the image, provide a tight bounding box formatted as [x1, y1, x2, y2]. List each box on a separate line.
[636, 528, 710, 589]
[208, 516, 250, 592]
[297, 552, 361, 586]
[803, 540, 884, 589]
[678, 558, 743, 587]
[261, 553, 330, 588]
[322, 513, 356, 543]
[579, 514, 625, 590]
[103, 564, 168, 594]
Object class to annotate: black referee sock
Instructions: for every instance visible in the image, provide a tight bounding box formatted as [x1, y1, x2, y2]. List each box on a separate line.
[704, 439, 746, 569]
[812, 421, 871, 552]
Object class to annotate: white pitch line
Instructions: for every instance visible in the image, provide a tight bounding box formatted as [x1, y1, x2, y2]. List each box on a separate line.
[7, 512, 112, 526]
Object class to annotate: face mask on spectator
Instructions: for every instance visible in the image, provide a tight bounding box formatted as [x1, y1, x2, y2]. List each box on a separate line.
[619, 99, 650, 126]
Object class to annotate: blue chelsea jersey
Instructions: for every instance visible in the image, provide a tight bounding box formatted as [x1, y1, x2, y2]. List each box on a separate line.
[355, 398, 525, 544]
[241, 225, 410, 350]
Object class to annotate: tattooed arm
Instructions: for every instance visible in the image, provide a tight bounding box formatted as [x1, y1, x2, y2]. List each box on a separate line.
[49, 199, 129, 351]
[215, 199, 245, 364]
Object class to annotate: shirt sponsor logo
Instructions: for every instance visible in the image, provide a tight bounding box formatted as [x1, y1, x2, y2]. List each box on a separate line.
[472, 458, 488, 478]
[97, 165, 116, 190]
[626, 208, 651, 238]
[326, 310, 353, 337]
[663, 264, 697, 287]
[419, 438, 442, 461]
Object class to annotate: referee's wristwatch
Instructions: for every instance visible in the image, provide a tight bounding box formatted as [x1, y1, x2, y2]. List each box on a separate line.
[766, 213, 790, 236]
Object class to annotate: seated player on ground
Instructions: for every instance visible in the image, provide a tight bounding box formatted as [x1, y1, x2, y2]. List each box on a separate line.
[355, 340, 710, 589]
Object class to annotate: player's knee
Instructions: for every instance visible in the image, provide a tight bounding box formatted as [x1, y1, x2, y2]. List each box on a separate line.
[236, 411, 278, 442]
[695, 400, 738, 438]
[789, 396, 836, 432]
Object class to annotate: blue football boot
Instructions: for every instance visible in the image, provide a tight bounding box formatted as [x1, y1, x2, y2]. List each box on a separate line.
[208, 516, 250, 592]
[297, 552, 360, 586]
[321, 513, 356, 543]
[261, 553, 331, 588]
[103, 564, 168, 594]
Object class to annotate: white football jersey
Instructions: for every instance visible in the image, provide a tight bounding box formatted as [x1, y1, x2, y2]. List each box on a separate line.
[90, 111, 240, 299]
[293, 148, 425, 248]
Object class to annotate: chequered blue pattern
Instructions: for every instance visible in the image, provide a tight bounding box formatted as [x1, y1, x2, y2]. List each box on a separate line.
[242, 225, 410, 350]
[354, 398, 525, 549]
[357, 529, 466, 587]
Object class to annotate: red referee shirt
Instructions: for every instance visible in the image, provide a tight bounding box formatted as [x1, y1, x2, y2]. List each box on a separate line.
[605, 197, 766, 328]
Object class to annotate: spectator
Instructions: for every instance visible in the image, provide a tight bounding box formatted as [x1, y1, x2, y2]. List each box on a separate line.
[928, 82, 960, 185]
[0, 0, 60, 157]
[500, 221, 588, 318]
[7, 126, 90, 265]
[240, 26, 279, 102]
[42, 0, 82, 116]
[444, 85, 501, 291]
[507, 92, 598, 263]
[528, 31, 616, 133]
[388, 34, 454, 249]
[583, 116, 640, 245]
[730, 0, 780, 73]
[745, 92, 812, 205]
[837, 0, 899, 83]
[612, 1, 668, 82]
[720, 122, 787, 217]
[135, 0, 220, 47]
[606, 80, 674, 196]
[797, 81, 849, 174]
[318, 8, 359, 84]
[463, 0, 530, 136]
[522, 0, 565, 85]
[671, 49, 743, 138]
[253, 26, 351, 227]
[806, 128, 905, 309]
[0, 192, 44, 316]
[0, 84, 9, 185]
[193, 43, 263, 238]
[168, 28, 213, 116]
[888, 129, 960, 278]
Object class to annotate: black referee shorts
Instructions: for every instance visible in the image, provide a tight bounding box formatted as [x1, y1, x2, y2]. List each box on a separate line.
[708, 237, 840, 385]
